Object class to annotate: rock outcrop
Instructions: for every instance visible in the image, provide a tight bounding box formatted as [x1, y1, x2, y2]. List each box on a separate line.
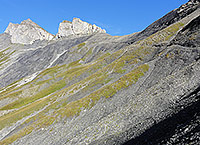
[5, 19, 54, 44]
[56, 18, 106, 38]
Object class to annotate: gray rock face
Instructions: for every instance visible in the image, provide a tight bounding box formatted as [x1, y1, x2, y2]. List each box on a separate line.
[171, 15, 200, 47]
[5, 19, 54, 44]
[56, 18, 106, 38]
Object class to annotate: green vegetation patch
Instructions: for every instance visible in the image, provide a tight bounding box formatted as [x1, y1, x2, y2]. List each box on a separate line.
[137, 22, 184, 46]
[0, 46, 149, 144]
[0, 47, 10, 57]
[58, 64, 149, 118]
[77, 42, 86, 50]
[36, 64, 66, 79]
[0, 93, 55, 130]
[0, 48, 16, 66]
[0, 79, 66, 110]
[67, 60, 81, 68]
[82, 47, 93, 61]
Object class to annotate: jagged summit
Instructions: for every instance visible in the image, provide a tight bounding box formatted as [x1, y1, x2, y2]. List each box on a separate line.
[56, 18, 106, 38]
[21, 18, 35, 24]
[20, 18, 44, 27]
[5, 18, 54, 44]
[4, 18, 106, 44]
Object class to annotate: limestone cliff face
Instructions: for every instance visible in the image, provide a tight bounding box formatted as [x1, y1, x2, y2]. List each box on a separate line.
[5, 19, 54, 44]
[56, 18, 106, 38]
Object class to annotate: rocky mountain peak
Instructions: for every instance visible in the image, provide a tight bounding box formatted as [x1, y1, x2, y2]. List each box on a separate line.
[4, 19, 54, 44]
[21, 18, 34, 24]
[56, 18, 106, 38]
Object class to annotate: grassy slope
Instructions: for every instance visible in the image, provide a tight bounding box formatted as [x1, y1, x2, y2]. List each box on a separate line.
[0, 22, 185, 144]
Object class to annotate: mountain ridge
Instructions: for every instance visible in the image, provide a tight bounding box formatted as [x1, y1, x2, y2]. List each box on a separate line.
[4, 18, 106, 45]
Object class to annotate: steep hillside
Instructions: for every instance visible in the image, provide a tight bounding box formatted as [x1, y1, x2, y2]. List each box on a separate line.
[0, 0, 200, 144]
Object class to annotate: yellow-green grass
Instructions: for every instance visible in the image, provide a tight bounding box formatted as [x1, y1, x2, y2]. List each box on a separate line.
[96, 52, 111, 61]
[57, 64, 149, 118]
[0, 57, 106, 111]
[0, 62, 147, 130]
[0, 48, 16, 66]
[0, 92, 56, 130]
[0, 47, 10, 57]
[82, 47, 93, 61]
[0, 79, 66, 110]
[0, 56, 9, 64]
[0, 47, 149, 143]
[35, 79, 50, 86]
[0, 62, 107, 133]
[0, 79, 81, 131]
[136, 22, 184, 46]
[0, 43, 143, 111]
[67, 60, 81, 69]
[1, 64, 149, 144]
[0, 78, 24, 97]
[35, 64, 67, 79]
[0, 84, 18, 96]
[77, 42, 86, 50]
[0, 90, 23, 102]
[33, 47, 125, 89]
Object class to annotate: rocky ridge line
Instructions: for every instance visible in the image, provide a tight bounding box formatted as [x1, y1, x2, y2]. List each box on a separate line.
[4, 18, 106, 44]
[56, 18, 106, 38]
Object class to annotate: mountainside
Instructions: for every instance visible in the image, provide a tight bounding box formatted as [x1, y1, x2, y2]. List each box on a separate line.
[0, 0, 199, 144]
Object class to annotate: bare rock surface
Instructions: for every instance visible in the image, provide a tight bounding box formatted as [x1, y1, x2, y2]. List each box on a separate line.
[5, 19, 54, 44]
[56, 18, 106, 38]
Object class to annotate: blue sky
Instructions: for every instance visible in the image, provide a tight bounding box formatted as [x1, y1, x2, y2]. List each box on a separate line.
[0, 0, 188, 36]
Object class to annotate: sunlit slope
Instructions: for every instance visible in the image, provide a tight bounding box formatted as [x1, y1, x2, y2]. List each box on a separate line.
[0, 3, 200, 144]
